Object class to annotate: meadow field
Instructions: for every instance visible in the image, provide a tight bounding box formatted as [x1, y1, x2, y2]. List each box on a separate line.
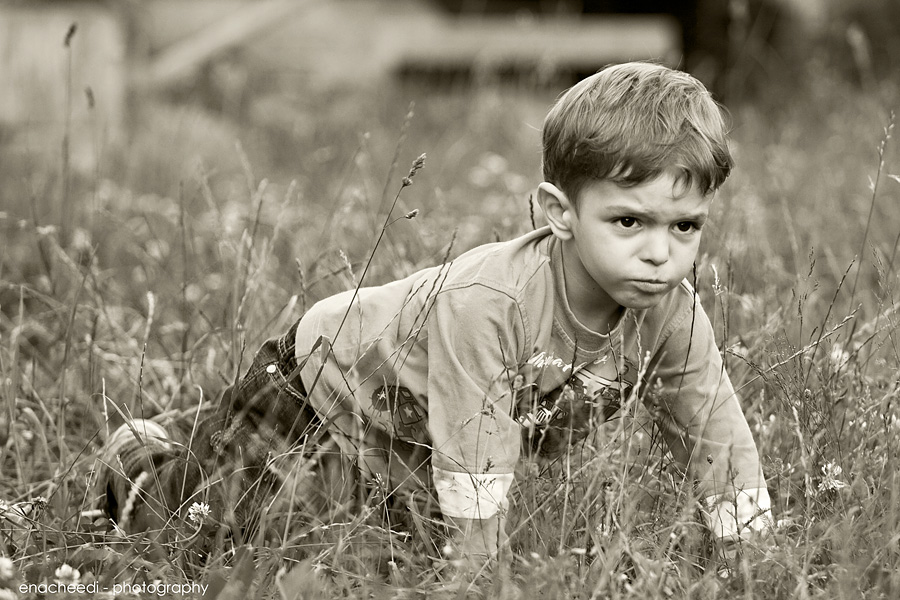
[1, 52, 900, 598]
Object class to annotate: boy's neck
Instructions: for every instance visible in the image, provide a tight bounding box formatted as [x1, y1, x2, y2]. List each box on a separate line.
[557, 239, 624, 334]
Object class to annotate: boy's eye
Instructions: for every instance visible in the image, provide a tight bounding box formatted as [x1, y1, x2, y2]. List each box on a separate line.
[617, 217, 637, 228]
[675, 221, 699, 233]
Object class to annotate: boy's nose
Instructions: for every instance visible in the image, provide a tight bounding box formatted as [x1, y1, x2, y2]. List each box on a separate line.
[640, 230, 670, 265]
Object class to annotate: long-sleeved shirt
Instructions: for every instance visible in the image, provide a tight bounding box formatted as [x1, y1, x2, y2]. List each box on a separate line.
[293, 226, 771, 550]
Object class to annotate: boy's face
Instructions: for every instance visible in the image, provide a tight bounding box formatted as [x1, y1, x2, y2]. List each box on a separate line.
[542, 173, 711, 327]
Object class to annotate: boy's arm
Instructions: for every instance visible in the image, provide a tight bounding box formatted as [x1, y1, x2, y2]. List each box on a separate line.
[425, 285, 525, 560]
[646, 293, 773, 544]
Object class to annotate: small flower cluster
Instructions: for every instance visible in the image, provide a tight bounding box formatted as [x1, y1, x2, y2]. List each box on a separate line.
[0, 556, 17, 600]
[818, 461, 848, 494]
[829, 344, 850, 369]
[55, 564, 80, 585]
[187, 502, 211, 525]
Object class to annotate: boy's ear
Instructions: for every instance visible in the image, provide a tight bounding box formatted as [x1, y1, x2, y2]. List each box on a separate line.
[537, 182, 575, 241]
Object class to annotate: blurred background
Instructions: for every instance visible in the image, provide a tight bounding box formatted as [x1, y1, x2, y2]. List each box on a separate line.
[2, 0, 898, 180]
[1, 0, 899, 355]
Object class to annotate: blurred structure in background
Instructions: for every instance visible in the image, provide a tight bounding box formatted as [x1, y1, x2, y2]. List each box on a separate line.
[129, 0, 688, 94]
[0, 1, 126, 172]
[1, 0, 898, 173]
[0, 0, 680, 173]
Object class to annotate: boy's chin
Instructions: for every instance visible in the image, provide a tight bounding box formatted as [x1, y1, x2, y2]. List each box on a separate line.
[615, 291, 673, 311]
[621, 299, 666, 311]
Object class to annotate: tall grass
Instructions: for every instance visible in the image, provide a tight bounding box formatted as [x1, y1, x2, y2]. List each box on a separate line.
[1, 61, 900, 598]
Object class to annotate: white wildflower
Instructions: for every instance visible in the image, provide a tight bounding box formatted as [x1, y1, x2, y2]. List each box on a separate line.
[145, 239, 169, 261]
[829, 344, 850, 368]
[187, 501, 211, 524]
[776, 516, 800, 530]
[71, 228, 92, 253]
[729, 342, 749, 359]
[54, 564, 80, 584]
[596, 520, 614, 537]
[818, 462, 848, 493]
[0, 556, 15, 581]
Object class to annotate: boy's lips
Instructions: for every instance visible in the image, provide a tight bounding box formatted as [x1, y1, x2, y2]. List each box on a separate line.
[629, 279, 669, 294]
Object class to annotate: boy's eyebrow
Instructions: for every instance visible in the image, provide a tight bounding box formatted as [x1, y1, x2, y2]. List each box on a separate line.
[602, 203, 710, 221]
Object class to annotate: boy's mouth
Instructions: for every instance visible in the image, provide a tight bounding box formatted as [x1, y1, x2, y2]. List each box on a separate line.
[629, 280, 669, 294]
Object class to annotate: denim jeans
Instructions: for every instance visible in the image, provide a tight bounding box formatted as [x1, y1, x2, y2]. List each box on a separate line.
[98, 320, 358, 548]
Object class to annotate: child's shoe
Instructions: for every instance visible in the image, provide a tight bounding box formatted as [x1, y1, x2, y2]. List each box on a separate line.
[91, 419, 174, 535]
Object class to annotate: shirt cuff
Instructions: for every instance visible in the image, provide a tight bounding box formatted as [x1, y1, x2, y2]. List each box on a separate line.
[433, 467, 513, 520]
[702, 487, 773, 540]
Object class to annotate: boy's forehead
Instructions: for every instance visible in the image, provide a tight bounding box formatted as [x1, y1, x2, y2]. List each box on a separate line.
[578, 176, 712, 214]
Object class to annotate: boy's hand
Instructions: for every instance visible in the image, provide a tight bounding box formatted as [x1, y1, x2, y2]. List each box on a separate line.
[713, 529, 776, 579]
[432, 550, 492, 584]
[431, 532, 492, 597]
[442, 513, 504, 560]
[432, 519, 510, 598]
[715, 538, 742, 578]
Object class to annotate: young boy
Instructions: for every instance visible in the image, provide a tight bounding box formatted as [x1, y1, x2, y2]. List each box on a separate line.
[96, 61, 771, 569]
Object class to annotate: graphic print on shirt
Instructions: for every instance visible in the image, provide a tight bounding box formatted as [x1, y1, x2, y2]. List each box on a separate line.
[518, 352, 638, 458]
[371, 385, 426, 443]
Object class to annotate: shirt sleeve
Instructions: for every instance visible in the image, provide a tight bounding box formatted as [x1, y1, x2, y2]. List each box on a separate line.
[645, 293, 772, 540]
[426, 283, 525, 522]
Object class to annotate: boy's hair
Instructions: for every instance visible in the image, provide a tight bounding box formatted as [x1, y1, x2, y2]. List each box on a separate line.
[541, 62, 733, 202]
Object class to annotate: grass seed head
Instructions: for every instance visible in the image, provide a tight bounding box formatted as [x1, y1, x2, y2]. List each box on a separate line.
[402, 153, 427, 187]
